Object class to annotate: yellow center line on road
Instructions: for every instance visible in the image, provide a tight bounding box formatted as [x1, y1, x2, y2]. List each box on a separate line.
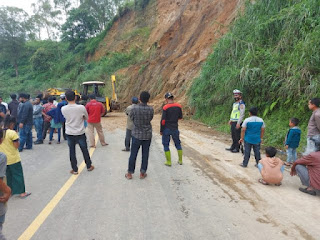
[18, 134, 99, 240]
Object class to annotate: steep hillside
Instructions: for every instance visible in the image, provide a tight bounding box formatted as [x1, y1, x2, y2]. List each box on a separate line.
[189, 0, 320, 148]
[90, 0, 242, 110]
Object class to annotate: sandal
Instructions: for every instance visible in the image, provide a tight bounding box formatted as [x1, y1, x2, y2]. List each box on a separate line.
[70, 170, 78, 175]
[258, 179, 269, 185]
[299, 187, 316, 196]
[125, 173, 132, 179]
[20, 192, 31, 199]
[284, 162, 291, 166]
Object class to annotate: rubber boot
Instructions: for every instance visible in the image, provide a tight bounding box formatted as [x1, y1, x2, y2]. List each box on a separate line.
[178, 149, 183, 165]
[164, 151, 171, 166]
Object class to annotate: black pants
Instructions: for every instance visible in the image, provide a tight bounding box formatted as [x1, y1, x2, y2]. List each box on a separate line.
[125, 129, 132, 150]
[62, 122, 67, 140]
[66, 134, 92, 172]
[42, 121, 51, 140]
[230, 122, 241, 151]
[128, 136, 151, 174]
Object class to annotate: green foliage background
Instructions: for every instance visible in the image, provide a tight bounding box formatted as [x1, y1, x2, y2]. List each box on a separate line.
[0, 0, 152, 100]
[189, 0, 320, 151]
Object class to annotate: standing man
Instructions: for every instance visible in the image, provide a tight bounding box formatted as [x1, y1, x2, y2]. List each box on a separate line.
[226, 89, 245, 153]
[304, 98, 320, 155]
[33, 97, 44, 144]
[239, 107, 265, 168]
[122, 97, 139, 152]
[8, 94, 19, 119]
[61, 90, 94, 175]
[125, 91, 154, 180]
[0, 97, 7, 124]
[160, 92, 183, 166]
[85, 94, 107, 148]
[17, 93, 33, 152]
[58, 94, 68, 140]
[42, 97, 56, 141]
[8, 94, 19, 130]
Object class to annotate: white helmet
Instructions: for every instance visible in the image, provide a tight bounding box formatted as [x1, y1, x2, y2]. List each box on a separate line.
[233, 89, 242, 94]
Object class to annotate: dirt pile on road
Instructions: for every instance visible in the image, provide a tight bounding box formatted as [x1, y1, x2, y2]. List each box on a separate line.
[90, 0, 243, 111]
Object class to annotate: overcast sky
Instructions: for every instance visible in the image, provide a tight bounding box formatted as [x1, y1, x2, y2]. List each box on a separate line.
[0, 0, 36, 14]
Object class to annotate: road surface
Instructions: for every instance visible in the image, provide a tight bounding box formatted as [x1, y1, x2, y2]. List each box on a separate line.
[3, 113, 320, 240]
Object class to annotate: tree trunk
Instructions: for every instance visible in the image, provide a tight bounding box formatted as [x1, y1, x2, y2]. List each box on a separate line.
[14, 60, 19, 77]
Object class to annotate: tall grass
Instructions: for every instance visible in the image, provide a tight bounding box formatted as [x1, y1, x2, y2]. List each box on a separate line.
[189, 0, 320, 148]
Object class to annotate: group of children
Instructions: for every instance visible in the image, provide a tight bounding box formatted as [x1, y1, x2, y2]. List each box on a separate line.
[252, 116, 301, 186]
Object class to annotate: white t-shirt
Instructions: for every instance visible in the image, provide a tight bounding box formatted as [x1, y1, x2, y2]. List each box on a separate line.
[61, 104, 88, 136]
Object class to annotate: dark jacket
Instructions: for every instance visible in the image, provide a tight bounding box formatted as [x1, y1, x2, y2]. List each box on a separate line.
[285, 126, 301, 148]
[17, 100, 33, 125]
[8, 100, 19, 118]
[47, 103, 65, 124]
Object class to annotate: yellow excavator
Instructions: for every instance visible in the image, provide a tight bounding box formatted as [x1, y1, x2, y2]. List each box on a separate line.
[81, 75, 120, 116]
[45, 75, 119, 116]
[44, 88, 80, 99]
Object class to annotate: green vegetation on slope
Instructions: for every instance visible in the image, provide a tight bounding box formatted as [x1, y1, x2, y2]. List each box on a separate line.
[189, 0, 320, 150]
[0, 0, 153, 100]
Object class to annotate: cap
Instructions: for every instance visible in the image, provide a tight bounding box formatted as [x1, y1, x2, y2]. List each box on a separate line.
[233, 89, 242, 94]
[132, 97, 139, 104]
[60, 94, 66, 99]
[165, 92, 174, 99]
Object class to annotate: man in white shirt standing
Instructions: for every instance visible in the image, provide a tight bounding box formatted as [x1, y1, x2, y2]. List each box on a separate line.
[61, 90, 94, 175]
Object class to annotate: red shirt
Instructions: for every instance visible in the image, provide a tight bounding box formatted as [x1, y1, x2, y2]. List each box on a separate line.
[293, 151, 320, 190]
[85, 100, 104, 123]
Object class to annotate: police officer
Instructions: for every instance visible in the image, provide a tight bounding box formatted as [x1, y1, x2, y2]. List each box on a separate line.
[226, 89, 245, 153]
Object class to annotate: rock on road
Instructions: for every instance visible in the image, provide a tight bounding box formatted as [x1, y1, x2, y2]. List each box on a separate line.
[4, 113, 320, 240]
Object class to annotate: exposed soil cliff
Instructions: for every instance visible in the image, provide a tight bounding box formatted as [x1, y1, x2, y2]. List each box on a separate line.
[91, 0, 243, 112]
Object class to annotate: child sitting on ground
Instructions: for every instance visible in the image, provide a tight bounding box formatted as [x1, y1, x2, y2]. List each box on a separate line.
[258, 147, 284, 185]
[284, 118, 301, 166]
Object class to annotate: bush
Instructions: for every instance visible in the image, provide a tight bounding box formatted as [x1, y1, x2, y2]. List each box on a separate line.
[189, 0, 320, 148]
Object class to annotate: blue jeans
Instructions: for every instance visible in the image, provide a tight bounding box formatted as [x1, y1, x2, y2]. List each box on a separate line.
[33, 117, 43, 142]
[258, 163, 285, 173]
[19, 124, 33, 151]
[286, 148, 297, 163]
[50, 128, 61, 142]
[128, 136, 151, 174]
[243, 141, 261, 167]
[66, 134, 92, 172]
[162, 128, 182, 152]
[125, 129, 132, 150]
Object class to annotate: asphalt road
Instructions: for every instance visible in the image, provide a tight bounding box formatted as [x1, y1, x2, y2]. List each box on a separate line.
[2, 119, 318, 240]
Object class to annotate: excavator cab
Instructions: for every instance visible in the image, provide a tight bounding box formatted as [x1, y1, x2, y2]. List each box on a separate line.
[82, 81, 110, 116]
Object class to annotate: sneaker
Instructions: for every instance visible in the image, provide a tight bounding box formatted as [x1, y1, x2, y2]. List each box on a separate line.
[140, 172, 147, 179]
[87, 165, 95, 171]
[34, 141, 43, 144]
[239, 163, 247, 168]
[70, 170, 78, 175]
[225, 148, 234, 151]
[122, 148, 130, 152]
[231, 149, 240, 153]
[125, 173, 132, 179]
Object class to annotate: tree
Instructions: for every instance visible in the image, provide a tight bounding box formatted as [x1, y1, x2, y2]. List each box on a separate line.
[31, 0, 62, 40]
[80, 0, 125, 31]
[61, 7, 100, 49]
[0, 7, 30, 77]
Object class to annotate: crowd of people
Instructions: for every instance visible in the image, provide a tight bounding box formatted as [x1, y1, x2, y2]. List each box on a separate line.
[226, 90, 320, 196]
[0, 87, 318, 238]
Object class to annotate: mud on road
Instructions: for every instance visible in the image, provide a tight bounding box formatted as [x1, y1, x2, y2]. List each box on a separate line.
[102, 112, 320, 240]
